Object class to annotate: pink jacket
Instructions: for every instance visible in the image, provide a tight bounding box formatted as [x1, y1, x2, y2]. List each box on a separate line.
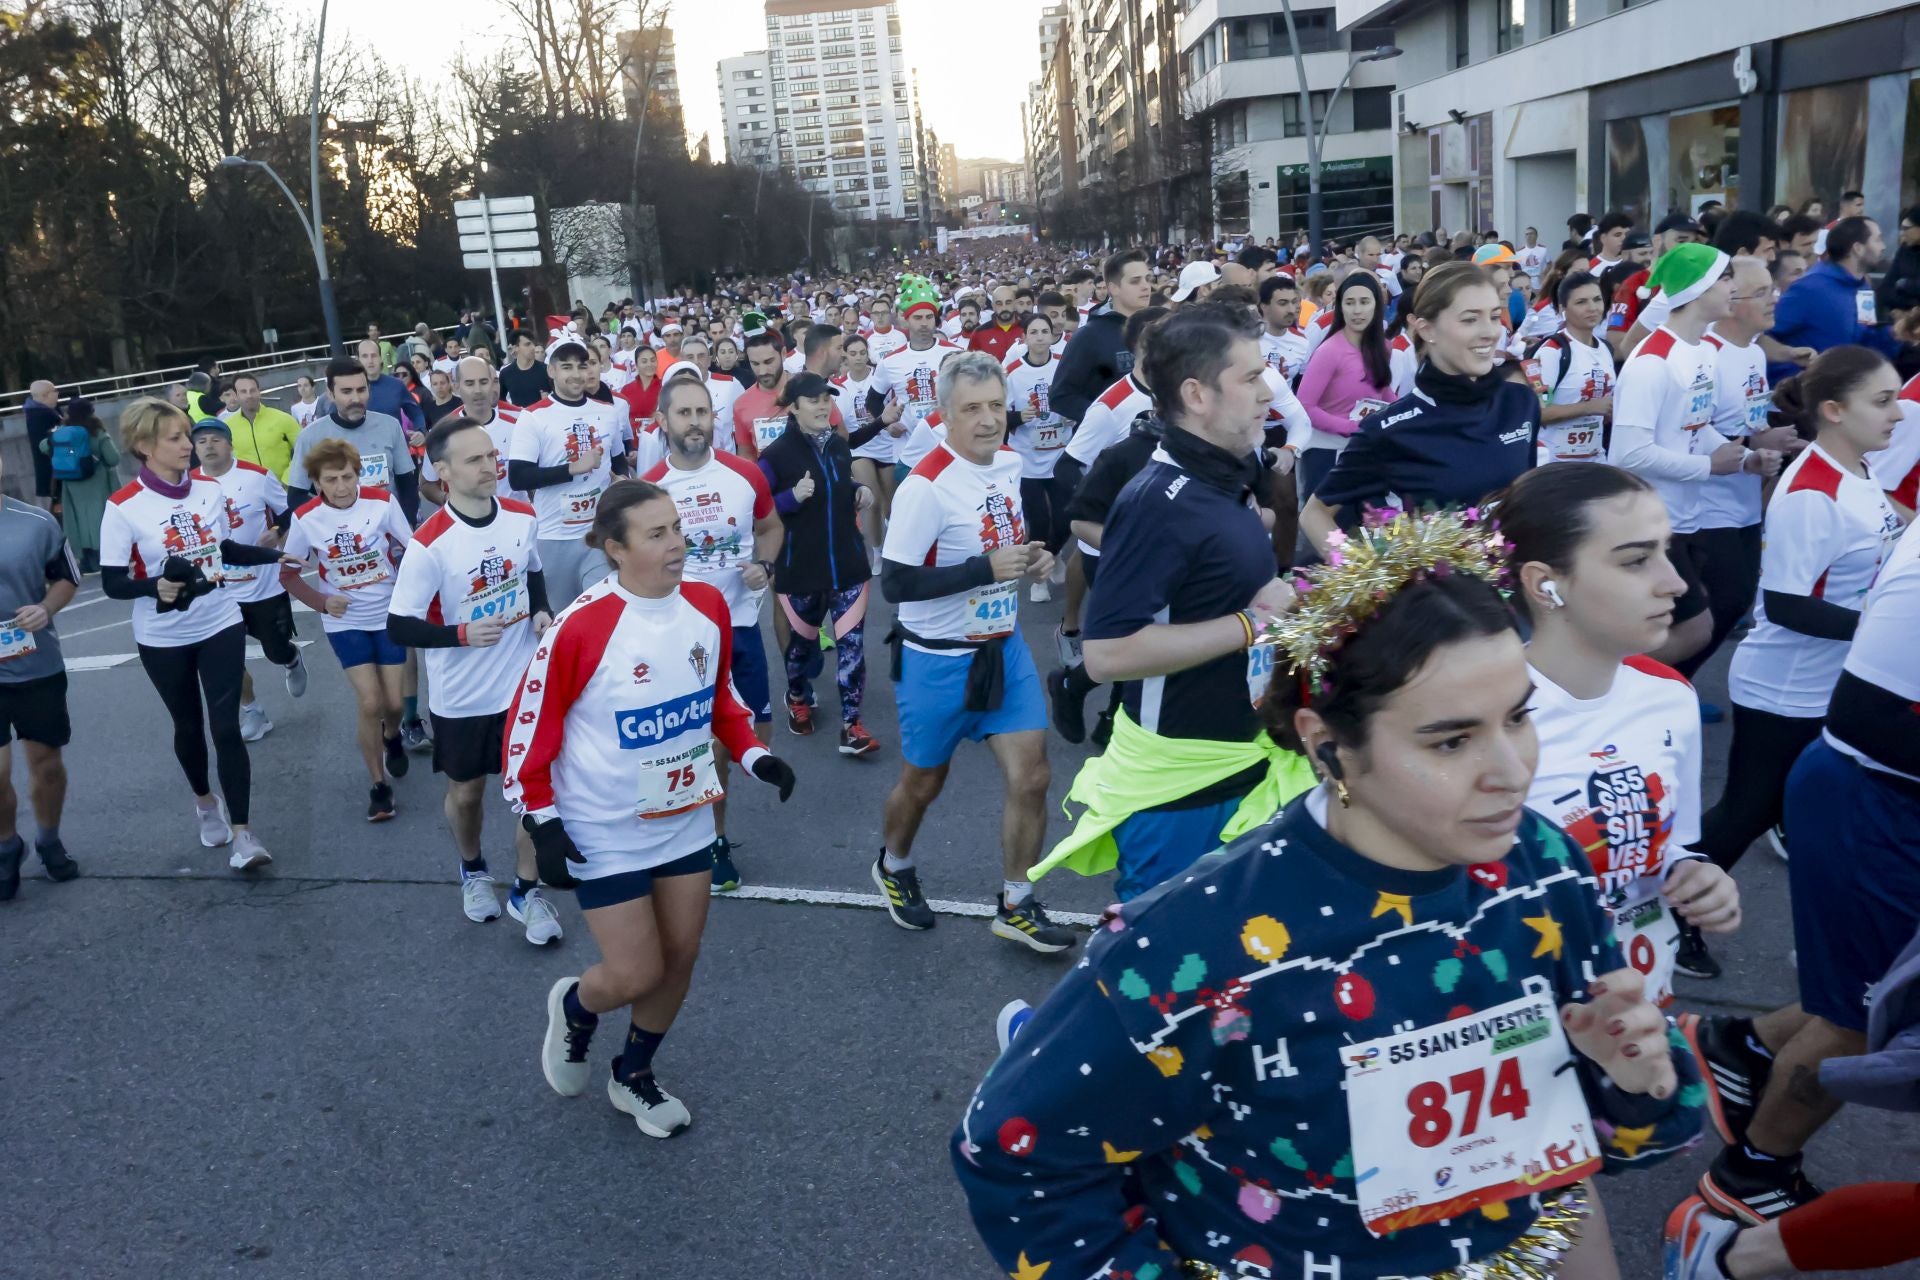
[1294, 334, 1395, 442]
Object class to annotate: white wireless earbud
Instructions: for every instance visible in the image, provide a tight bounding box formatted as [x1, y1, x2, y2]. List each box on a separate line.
[1541, 581, 1567, 609]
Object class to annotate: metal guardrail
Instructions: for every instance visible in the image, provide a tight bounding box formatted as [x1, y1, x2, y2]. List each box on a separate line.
[0, 325, 459, 415]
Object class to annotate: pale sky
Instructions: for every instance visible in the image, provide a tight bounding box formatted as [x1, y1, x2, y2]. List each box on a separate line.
[326, 0, 1043, 162]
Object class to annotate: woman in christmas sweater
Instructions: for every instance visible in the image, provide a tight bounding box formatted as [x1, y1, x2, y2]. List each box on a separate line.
[502, 480, 797, 1140]
[1496, 462, 1742, 1004]
[953, 510, 1703, 1280]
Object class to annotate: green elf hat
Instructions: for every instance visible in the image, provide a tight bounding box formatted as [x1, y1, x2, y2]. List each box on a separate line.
[1639, 241, 1730, 305]
[896, 273, 941, 319]
[740, 310, 769, 337]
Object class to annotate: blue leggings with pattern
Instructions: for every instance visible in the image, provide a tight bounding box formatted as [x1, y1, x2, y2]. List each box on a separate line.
[779, 582, 869, 727]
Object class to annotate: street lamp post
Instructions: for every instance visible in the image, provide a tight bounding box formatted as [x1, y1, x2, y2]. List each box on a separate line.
[221, 155, 343, 357]
[1274, 9, 1400, 260]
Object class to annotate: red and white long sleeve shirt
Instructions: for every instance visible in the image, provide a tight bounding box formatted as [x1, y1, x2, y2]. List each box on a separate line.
[501, 579, 769, 873]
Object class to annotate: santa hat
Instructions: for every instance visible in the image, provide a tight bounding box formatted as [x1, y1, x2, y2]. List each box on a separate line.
[1638, 242, 1729, 306]
[896, 273, 940, 318]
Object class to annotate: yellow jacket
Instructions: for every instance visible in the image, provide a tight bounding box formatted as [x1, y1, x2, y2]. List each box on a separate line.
[224, 405, 302, 481]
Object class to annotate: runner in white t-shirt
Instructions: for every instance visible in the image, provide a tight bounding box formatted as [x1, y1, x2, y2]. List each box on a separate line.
[1004, 316, 1071, 604]
[420, 356, 525, 504]
[835, 333, 898, 573]
[279, 437, 416, 821]
[1530, 273, 1617, 466]
[388, 416, 557, 942]
[506, 339, 629, 608]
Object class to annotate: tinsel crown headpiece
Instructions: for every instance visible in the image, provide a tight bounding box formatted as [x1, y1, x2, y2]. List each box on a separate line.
[1266, 506, 1507, 692]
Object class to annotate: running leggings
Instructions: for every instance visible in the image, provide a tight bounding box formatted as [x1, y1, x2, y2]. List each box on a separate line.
[1673, 523, 1762, 681]
[136, 622, 251, 825]
[1695, 704, 1823, 871]
[780, 583, 868, 726]
[1019, 475, 1072, 553]
[1779, 1182, 1920, 1271]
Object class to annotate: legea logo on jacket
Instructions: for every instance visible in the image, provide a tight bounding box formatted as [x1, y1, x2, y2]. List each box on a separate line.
[615, 689, 714, 748]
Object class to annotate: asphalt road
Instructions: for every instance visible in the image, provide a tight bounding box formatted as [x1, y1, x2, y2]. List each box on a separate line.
[4, 579, 1916, 1279]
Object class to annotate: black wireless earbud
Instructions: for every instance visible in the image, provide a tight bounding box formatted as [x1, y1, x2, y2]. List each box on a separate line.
[1315, 742, 1345, 781]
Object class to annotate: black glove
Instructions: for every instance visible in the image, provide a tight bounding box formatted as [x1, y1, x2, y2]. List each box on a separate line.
[750, 753, 796, 802]
[522, 814, 586, 888]
[158, 555, 217, 613]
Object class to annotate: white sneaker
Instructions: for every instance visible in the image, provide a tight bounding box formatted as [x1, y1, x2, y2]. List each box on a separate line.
[228, 829, 272, 871]
[607, 1068, 691, 1138]
[509, 888, 563, 945]
[1049, 556, 1066, 586]
[284, 652, 308, 699]
[196, 798, 233, 847]
[1766, 823, 1790, 862]
[1053, 624, 1082, 668]
[868, 547, 882, 577]
[461, 872, 502, 923]
[541, 977, 594, 1097]
[1029, 579, 1051, 603]
[238, 703, 273, 742]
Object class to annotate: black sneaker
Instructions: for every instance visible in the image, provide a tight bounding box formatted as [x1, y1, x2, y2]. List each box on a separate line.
[36, 838, 79, 882]
[1047, 667, 1087, 744]
[367, 782, 396, 822]
[870, 853, 935, 930]
[401, 718, 432, 752]
[1090, 708, 1115, 749]
[1676, 922, 1721, 980]
[1680, 1013, 1770, 1145]
[1698, 1145, 1824, 1225]
[710, 836, 741, 893]
[383, 734, 410, 780]
[992, 894, 1078, 954]
[0, 837, 21, 901]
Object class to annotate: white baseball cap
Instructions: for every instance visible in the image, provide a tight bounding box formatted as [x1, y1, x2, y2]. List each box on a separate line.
[1170, 261, 1221, 302]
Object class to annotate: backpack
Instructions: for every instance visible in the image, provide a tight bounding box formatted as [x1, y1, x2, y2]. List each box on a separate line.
[49, 423, 96, 482]
[1521, 331, 1578, 401]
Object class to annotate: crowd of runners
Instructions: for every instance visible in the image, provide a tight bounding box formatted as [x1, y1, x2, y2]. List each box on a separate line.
[5, 202, 1920, 1278]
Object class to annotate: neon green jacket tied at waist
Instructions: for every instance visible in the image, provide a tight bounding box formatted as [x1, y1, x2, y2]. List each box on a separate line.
[1031, 709, 1319, 882]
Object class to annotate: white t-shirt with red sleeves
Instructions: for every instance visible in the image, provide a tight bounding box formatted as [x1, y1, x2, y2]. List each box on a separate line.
[1696, 329, 1769, 531]
[881, 443, 1029, 653]
[642, 452, 773, 628]
[1608, 326, 1728, 535]
[864, 325, 909, 364]
[1065, 374, 1153, 467]
[419, 404, 523, 501]
[387, 499, 543, 719]
[1526, 656, 1703, 1007]
[1868, 375, 1920, 513]
[1825, 520, 1920, 783]
[500, 579, 768, 871]
[869, 338, 958, 438]
[1004, 353, 1067, 478]
[1532, 332, 1616, 465]
[194, 461, 288, 605]
[1260, 327, 1310, 383]
[507, 395, 628, 539]
[1729, 444, 1904, 717]
[834, 369, 890, 462]
[284, 489, 414, 633]
[100, 476, 243, 647]
[897, 410, 948, 471]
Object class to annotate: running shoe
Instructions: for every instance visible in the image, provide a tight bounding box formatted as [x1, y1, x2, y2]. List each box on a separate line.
[1053, 624, 1082, 669]
[284, 651, 308, 699]
[1766, 823, 1789, 862]
[238, 703, 273, 743]
[995, 999, 1033, 1054]
[710, 837, 741, 893]
[868, 547, 882, 577]
[36, 838, 79, 882]
[1091, 708, 1115, 749]
[607, 1063, 691, 1138]
[541, 977, 594, 1097]
[197, 798, 233, 848]
[0, 837, 21, 901]
[1676, 922, 1722, 980]
[461, 870, 502, 922]
[383, 733, 409, 780]
[838, 721, 880, 757]
[1029, 579, 1052, 603]
[367, 782, 396, 823]
[228, 829, 272, 871]
[1046, 667, 1087, 744]
[1049, 556, 1066, 586]
[508, 888, 564, 945]
[1697, 1147, 1824, 1225]
[786, 696, 814, 736]
[1679, 1013, 1771, 1146]
[872, 854, 936, 930]
[1662, 1195, 1738, 1280]
[401, 718, 431, 753]
[992, 894, 1078, 954]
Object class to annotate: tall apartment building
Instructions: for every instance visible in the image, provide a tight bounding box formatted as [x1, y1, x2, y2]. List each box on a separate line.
[1026, 3, 1071, 203]
[1348, 0, 1919, 243]
[619, 26, 687, 153]
[764, 0, 921, 223]
[718, 51, 776, 167]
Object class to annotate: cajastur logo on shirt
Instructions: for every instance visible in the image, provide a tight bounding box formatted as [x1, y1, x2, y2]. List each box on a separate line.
[615, 690, 714, 748]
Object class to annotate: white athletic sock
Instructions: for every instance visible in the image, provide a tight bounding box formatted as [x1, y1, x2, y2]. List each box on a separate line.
[881, 848, 913, 873]
[1003, 879, 1032, 906]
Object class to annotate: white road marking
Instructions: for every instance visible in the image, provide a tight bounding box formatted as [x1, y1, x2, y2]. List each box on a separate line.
[52, 591, 113, 612]
[721, 882, 1101, 927]
[56, 615, 134, 639]
[65, 641, 313, 673]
